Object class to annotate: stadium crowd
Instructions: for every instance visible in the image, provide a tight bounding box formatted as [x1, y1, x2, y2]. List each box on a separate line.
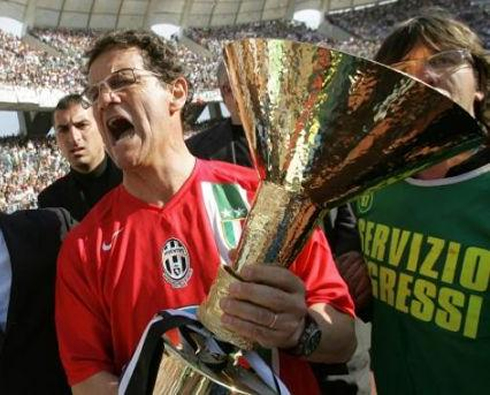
[30, 27, 220, 91]
[1, 0, 487, 95]
[0, 136, 67, 212]
[185, 19, 328, 49]
[327, 0, 490, 46]
[0, 0, 489, 212]
[0, 30, 84, 91]
[2, 19, 382, 95]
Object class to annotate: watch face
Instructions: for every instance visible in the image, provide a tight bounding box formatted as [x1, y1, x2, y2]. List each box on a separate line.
[304, 327, 322, 356]
[286, 315, 322, 357]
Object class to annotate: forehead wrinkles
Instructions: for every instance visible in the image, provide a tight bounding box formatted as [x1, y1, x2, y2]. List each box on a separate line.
[88, 47, 145, 84]
[55, 114, 88, 128]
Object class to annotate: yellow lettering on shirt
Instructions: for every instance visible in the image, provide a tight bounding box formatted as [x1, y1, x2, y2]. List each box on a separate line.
[361, 220, 487, 339]
[388, 227, 410, 267]
[435, 287, 464, 333]
[406, 233, 423, 272]
[395, 273, 413, 313]
[364, 220, 375, 257]
[371, 223, 390, 261]
[459, 247, 490, 292]
[463, 295, 483, 339]
[379, 266, 396, 305]
[441, 241, 461, 284]
[419, 236, 445, 280]
[411, 279, 436, 322]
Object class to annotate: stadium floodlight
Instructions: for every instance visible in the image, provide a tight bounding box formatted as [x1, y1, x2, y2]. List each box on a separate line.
[151, 24, 181, 40]
[293, 9, 322, 30]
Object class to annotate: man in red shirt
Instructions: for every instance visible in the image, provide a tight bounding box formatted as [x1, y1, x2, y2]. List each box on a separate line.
[55, 30, 356, 395]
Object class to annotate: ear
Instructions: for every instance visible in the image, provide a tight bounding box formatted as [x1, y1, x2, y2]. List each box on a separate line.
[169, 77, 188, 114]
[475, 90, 484, 103]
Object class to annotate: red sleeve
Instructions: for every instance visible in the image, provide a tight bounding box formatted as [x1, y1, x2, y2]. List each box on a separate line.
[55, 233, 115, 386]
[290, 228, 355, 317]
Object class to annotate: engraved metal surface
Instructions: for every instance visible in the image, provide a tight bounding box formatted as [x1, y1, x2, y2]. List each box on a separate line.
[199, 38, 486, 350]
[225, 39, 485, 207]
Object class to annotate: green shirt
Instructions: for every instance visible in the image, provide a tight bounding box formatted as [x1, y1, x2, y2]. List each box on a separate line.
[355, 165, 490, 395]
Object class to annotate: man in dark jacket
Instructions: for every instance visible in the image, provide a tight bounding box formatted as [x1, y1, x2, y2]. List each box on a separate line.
[38, 94, 122, 221]
[186, 62, 252, 167]
[0, 208, 76, 394]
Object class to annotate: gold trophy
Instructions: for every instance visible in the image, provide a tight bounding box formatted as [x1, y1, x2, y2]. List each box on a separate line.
[198, 38, 486, 349]
[127, 39, 486, 394]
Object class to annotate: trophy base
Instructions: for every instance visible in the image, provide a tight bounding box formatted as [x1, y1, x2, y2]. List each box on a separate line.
[153, 332, 278, 394]
[198, 265, 254, 350]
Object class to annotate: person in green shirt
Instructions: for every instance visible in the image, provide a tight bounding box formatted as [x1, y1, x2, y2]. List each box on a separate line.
[342, 10, 490, 395]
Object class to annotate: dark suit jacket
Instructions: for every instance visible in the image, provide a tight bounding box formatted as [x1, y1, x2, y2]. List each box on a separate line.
[0, 208, 76, 395]
[186, 119, 253, 168]
[38, 156, 122, 221]
[323, 204, 362, 257]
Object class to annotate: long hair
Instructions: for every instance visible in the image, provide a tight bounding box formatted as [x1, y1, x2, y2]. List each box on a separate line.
[375, 9, 489, 128]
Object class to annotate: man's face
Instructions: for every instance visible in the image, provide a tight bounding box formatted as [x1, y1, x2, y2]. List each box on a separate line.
[219, 75, 239, 121]
[54, 104, 105, 173]
[88, 47, 182, 171]
[392, 44, 484, 117]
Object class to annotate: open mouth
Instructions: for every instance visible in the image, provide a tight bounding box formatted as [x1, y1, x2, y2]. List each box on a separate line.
[70, 147, 85, 155]
[106, 115, 135, 142]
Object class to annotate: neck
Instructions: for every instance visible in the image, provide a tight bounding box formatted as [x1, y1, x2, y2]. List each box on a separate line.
[414, 150, 474, 180]
[123, 151, 196, 207]
[72, 154, 106, 176]
[230, 114, 242, 126]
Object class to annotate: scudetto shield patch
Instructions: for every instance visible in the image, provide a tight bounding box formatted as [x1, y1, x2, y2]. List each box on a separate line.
[161, 238, 193, 288]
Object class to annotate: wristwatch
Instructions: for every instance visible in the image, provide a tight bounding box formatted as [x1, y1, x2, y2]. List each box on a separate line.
[287, 314, 322, 357]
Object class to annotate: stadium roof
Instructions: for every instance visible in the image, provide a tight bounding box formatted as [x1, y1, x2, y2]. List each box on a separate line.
[0, 0, 386, 30]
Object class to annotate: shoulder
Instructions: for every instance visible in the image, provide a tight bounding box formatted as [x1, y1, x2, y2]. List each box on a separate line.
[0, 208, 76, 245]
[38, 174, 72, 202]
[186, 121, 232, 152]
[2, 207, 72, 227]
[186, 120, 231, 143]
[105, 157, 123, 181]
[63, 186, 120, 241]
[197, 159, 259, 191]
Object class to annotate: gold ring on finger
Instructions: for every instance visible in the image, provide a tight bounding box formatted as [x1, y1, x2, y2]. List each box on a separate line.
[268, 312, 279, 329]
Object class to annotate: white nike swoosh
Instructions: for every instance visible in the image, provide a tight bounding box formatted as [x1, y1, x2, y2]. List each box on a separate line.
[102, 228, 124, 252]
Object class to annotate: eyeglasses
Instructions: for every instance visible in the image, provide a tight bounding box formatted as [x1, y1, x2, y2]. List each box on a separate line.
[81, 68, 164, 108]
[390, 49, 473, 78]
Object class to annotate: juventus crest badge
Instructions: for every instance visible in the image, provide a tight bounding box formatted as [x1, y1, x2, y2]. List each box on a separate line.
[162, 238, 193, 288]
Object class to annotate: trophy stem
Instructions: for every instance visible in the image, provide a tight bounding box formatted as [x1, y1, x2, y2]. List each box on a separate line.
[198, 265, 254, 350]
[233, 181, 320, 273]
[198, 182, 320, 349]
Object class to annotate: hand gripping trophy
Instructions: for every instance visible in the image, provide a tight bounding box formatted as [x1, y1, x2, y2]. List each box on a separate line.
[120, 38, 487, 395]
